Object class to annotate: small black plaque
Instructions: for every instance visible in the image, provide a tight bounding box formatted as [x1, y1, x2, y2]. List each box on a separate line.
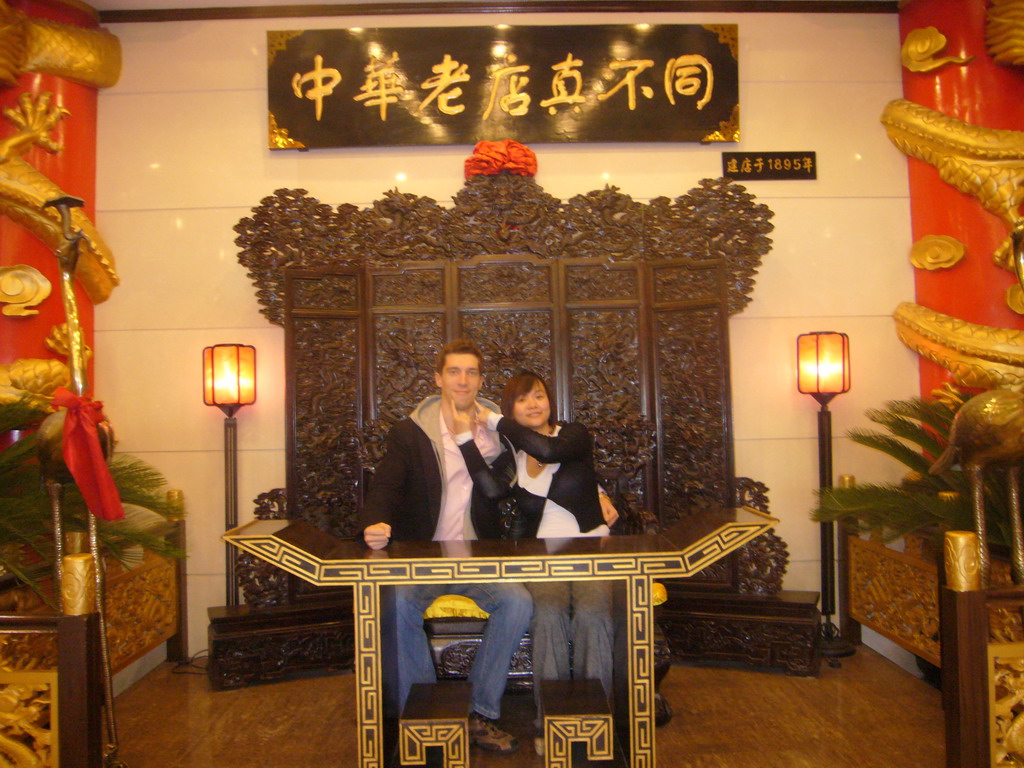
[722, 151, 816, 180]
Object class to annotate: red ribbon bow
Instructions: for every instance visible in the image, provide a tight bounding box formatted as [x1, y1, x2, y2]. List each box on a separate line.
[51, 388, 124, 522]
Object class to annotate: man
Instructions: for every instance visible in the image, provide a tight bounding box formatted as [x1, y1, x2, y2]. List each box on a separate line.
[361, 338, 531, 755]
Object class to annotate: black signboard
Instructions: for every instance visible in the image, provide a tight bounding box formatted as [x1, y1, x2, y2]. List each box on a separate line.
[268, 25, 739, 150]
[723, 151, 817, 180]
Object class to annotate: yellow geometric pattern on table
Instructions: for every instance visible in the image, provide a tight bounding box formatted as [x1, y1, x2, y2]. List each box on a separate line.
[545, 715, 614, 768]
[226, 508, 775, 768]
[400, 721, 468, 768]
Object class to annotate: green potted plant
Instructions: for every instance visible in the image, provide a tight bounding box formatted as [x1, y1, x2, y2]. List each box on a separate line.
[0, 393, 183, 608]
[813, 384, 1014, 548]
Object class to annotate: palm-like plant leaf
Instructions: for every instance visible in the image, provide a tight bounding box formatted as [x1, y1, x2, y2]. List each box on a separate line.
[0, 399, 184, 604]
[814, 388, 1013, 546]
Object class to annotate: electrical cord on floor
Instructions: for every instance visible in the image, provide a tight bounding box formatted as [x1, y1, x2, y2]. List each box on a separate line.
[171, 648, 209, 674]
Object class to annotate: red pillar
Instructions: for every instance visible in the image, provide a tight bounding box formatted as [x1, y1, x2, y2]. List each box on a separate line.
[899, 0, 1024, 396]
[0, 0, 105, 385]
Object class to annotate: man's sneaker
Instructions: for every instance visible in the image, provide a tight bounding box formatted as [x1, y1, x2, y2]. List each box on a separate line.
[468, 712, 519, 754]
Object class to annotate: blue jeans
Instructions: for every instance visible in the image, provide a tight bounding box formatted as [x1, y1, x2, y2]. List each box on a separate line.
[394, 582, 532, 720]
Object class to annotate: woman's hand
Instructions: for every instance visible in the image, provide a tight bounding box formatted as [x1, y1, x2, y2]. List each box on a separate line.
[474, 402, 492, 427]
[599, 493, 619, 527]
[451, 406, 474, 435]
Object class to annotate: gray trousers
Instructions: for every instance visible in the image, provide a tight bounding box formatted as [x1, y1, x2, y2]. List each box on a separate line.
[527, 580, 613, 723]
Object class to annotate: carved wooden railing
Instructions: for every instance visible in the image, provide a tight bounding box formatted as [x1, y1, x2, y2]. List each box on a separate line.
[941, 584, 1024, 768]
[0, 612, 104, 768]
[845, 531, 1015, 670]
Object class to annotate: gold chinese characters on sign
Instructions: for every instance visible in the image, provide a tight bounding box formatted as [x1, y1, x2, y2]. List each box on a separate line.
[268, 25, 739, 149]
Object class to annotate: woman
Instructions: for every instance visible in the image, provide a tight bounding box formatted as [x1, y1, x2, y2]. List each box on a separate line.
[459, 370, 617, 754]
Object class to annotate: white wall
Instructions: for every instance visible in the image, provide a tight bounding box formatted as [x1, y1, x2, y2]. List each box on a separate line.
[95, 11, 915, 658]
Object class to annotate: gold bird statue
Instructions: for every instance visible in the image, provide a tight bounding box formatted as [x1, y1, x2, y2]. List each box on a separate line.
[930, 389, 1024, 586]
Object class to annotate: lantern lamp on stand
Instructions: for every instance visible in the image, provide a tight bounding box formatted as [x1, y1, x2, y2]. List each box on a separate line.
[797, 331, 855, 664]
[202, 344, 256, 607]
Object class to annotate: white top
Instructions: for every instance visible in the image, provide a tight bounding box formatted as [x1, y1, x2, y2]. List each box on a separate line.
[515, 425, 609, 539]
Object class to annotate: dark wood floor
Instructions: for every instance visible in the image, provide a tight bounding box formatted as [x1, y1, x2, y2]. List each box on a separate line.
[114, 648, 944, 768]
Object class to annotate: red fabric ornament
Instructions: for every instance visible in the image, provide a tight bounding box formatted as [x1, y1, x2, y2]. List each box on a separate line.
[464, 140, 538, 179]
[50, 388, 124, 522]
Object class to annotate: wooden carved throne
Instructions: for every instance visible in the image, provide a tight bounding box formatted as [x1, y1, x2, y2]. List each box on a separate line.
[206, 170, 822, 691]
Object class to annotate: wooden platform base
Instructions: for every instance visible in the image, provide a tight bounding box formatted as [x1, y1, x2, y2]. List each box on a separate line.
[400, 682, 472, 768]
[206, 598, 355, 690]
[540, 680, 614, 768]
[659, 590, 822, 676]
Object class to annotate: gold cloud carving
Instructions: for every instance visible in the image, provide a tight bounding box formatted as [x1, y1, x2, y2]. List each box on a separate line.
[901, 27, 973, 72]
[910, 234, 966, 270]
[0, 265, 50, 315]
[893, 301, 1024, 391]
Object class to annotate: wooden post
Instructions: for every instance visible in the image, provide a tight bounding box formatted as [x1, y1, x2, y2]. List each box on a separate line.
[57, 613, 103, 768]
[940, 586, 989, 768]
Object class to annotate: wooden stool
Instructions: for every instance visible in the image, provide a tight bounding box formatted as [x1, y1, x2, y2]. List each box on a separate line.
[399, 681, 471, 768]
[540, 679, 614, 768]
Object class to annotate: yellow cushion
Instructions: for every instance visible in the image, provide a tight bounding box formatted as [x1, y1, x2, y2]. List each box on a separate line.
[423, 584, 667, 617]
[423, 594, 490, 619]
[652, 582, 667, 606]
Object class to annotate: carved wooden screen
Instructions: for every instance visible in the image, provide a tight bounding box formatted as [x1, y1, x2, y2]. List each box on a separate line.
[236, 175, 773, 541]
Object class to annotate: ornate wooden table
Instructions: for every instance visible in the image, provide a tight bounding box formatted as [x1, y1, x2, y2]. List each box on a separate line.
[225, 506, 776, 768]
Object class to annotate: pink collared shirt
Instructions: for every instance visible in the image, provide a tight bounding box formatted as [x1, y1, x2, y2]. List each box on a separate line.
[434, 412, 502, 541]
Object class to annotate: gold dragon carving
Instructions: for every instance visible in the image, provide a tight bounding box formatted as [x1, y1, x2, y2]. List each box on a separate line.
[893, 302, 1024, 392]
[847, 536, 941, 664]
[881, 97, 1024, 383]
[0, 676, 54, 768]
[881, 98, 1024, 274]
[993, 650, 1024, 766]
[0, 92, 118, 303]
[1, 0, 121, 304]
[0, 0, 120, 89]
[988, 0, 1024, 66]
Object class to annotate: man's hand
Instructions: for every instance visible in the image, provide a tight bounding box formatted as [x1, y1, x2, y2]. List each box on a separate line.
[364, 522, 392, 550]
[599, 493, 619, 527]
